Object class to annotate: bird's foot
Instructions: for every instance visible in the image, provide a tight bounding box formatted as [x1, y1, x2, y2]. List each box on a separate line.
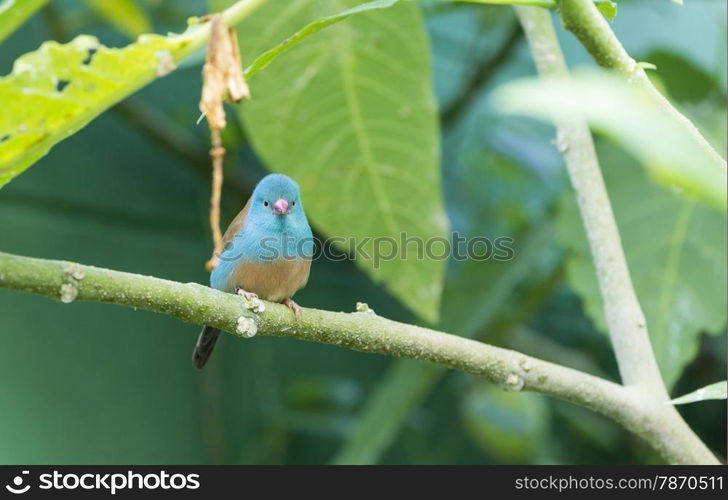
[282, 298, 302, 320]
[235, 287, 265, 313]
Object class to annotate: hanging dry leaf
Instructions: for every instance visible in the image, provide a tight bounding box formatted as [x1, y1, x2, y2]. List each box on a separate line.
[199, 15, 250, 131]
[199, 14, 250, 271]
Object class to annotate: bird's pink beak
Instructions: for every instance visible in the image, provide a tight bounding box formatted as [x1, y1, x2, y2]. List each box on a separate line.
[272, 198, 289, 215]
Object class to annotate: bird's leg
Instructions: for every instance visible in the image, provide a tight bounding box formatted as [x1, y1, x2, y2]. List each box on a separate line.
[282, 298, 302, 320]
[235, 287, 264, 313]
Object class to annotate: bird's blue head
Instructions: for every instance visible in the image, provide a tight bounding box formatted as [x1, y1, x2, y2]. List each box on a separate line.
[248, 173, 308, 228]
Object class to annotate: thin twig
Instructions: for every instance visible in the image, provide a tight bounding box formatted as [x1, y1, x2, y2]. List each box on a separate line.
[515, 4, 664, 394]
[207, 131, 225, 271]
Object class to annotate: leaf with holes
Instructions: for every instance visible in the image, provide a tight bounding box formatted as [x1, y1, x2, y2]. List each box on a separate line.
[557, 145, 727, 388]
[230, 0, 448, 322]
[0, 28, 209, 187]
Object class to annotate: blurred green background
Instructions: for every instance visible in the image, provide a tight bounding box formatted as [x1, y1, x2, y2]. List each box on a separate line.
[0, 0, 725, 464]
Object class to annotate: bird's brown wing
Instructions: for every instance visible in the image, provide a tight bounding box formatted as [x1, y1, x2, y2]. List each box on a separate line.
[222, 197, 252, 247]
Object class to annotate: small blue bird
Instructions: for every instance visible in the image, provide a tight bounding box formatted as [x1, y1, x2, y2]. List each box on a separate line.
[193, 173, 313, 368]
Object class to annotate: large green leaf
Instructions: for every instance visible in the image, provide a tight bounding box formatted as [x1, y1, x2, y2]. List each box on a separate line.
[0, 0, 263, 189]
[557, 145, 727, 388]
[0, 0, 48, 44]
[492, 71, 727, 212]
[0, 34, 186, 187]
[231, 0, 448, 322]
[244, 0, 401, 79]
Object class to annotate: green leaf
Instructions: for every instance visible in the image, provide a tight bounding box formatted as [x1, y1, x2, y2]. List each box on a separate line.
[556, 145, 727, 388]
[245, 0, 401, 79]
[671, 381, 727, 405]
[0, 0, 49, 44]
[0, 33, 192, 187]
[84, 0, 152, 38]
[635, 61, 656, 71]
[594, 0, 617, 23]
[492, 71, 727, 212]
[231, 0, 448, 322]
[0, 0, 268, 188]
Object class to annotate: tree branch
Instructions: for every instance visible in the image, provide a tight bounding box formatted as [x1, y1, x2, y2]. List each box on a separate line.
[557, 0, 726, 169]
[0, 250, 719, 463]
[513, 5, 718, 465]
[515, 3, 663, 394]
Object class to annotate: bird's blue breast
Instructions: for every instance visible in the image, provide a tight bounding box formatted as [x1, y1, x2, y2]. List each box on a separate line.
[210, 216, 313, 292]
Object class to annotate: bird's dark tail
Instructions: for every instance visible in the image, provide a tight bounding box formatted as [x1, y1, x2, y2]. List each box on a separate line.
[193, 326, 221, 369]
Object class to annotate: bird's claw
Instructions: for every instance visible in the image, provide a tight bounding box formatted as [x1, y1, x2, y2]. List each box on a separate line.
[283, 298, 302, 320]
[235, 288, 265, 313]
[235, 287, 258, 302]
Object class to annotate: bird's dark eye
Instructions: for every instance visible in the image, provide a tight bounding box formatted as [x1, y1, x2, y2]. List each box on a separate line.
[292, 201, 296, 206]
[264, 201, 269, 207]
